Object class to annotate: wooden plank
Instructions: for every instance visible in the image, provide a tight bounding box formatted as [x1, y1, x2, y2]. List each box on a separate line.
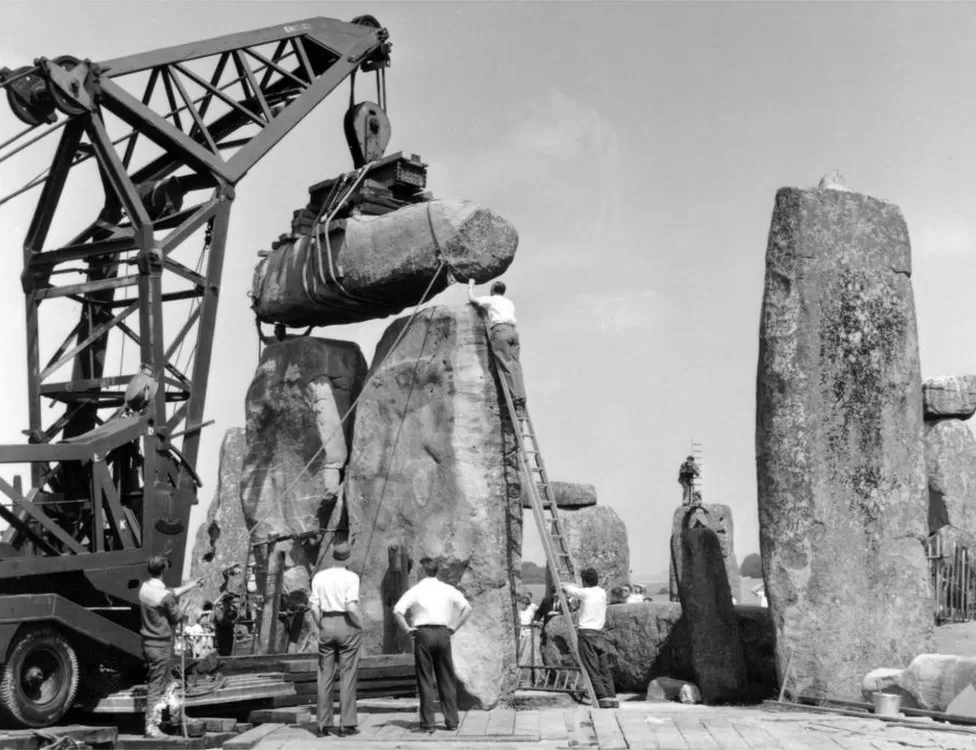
[564, 707, 598, 748]
[458, 709, 491, 737]
[699, 716, 752, 749]
[732, 719, 785, 749]
[512, 709, 541, 739]
[372, 711, 416, 738]
[614, 710, 660, 749]
[222, 723, 285, 750]
[539, 708, 569, 740]
[588, 708, 627, 749]
[114, 736, 207, 750]
[485, 708, 516, 736]
[648, 716, 691, 749]
[672, 714, 722, 748]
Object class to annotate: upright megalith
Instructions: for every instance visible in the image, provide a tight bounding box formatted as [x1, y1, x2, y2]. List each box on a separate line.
[669, 504, 739, 602]
[239, 337, 368, 651]
[550, 505, 630, 592]
[756, 182, 933, 701]
[345, 304, 522, 709]
[923, 376, 976, 537]
[187, 428, 247, 611]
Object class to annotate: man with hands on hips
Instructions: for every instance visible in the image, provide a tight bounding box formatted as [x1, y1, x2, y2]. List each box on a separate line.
[393, 556, 473, 734]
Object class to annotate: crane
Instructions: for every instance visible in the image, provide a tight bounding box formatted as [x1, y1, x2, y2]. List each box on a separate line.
[0, 14, 425, 728]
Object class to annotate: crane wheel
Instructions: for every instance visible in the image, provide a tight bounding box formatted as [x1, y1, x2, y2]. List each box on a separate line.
[0, 626, 79, 728]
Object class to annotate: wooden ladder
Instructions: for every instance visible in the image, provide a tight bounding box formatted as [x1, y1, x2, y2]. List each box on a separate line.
[484, 322, 600, 707]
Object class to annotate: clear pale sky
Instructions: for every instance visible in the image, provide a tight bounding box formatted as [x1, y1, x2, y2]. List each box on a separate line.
[1, 1, 975, 580]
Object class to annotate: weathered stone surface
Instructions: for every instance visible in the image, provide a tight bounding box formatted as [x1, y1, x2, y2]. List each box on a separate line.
[187, 428, 247, 612]
[522, 481, 597, 510]
[925, 419, 976, 535]
[345, 305, 522, 709]
[239, 337, 367, 651]
[548, 506, 629, 592]
[673, 527, 749, 704]
[542, 603, 777, 700]
[669, 504, 739, 602]
[647, 677, 701, 703]
[756, 186, 934, 701]
[240, 337, 367, 540]
[896, 654, 976, 711]
[923, 376, 976, 420]
[252, 200, 518, 328]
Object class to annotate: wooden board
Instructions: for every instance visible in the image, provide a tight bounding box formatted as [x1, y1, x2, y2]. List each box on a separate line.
[587, 709, 627, 749]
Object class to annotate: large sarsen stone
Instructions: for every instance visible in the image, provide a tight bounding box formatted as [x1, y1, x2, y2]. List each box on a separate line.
[756, 186, 934, 701]
[923, 376, 976, 421]
[550, 506, 629, 592]
[925, 419, 976, 536]
[345, 305, 522, 709]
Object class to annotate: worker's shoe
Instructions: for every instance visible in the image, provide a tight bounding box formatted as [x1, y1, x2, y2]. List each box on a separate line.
[316, 725, 336, 737]
[598, 698, 619, 709]
[338, 726, 359, 736]
[144, 726, 167, 739]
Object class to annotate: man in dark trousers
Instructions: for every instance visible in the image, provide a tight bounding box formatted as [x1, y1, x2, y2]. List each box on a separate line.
[468, 278, 528, 413]
[678, 455, 700, 506]
[561, 567, 617, 708]
[308, 541, 363, 737]
[393, 557, 473, 733]
[138, 556, 202, 737]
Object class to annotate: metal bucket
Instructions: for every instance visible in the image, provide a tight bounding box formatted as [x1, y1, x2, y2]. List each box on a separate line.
[872, 692, 902, 717]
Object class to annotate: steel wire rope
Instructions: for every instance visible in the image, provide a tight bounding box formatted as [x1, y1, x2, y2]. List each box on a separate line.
[197, 258, 448, 590]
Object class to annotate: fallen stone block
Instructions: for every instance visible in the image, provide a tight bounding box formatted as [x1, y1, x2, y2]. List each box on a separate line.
[646, 676, 701, 704]
[923, 375, 976, 420]
[896, 654, 976, 712]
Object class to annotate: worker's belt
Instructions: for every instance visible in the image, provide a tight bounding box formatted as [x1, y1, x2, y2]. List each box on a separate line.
[416, 624, 449, 629]
[321, 612, 349, 616]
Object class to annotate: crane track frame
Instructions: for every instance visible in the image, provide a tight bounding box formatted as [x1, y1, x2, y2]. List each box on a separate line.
[0, 15, 392, 701]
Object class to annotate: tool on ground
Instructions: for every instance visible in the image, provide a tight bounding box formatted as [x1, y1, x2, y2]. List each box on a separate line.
[482, 319, 599, 708]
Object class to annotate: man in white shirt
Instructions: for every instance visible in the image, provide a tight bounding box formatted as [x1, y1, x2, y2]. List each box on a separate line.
[308, 541, 363, 737]
[562, 567, 618, 709]
[468, 279, 527, 412]
[393, 557, 473, 733]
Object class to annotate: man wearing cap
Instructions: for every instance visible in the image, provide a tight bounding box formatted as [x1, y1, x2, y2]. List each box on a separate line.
[138, 555, 202, 738]
[678, 455, 700, 506]
[309, 541, 363, 738]
[393, 557, 473, 733]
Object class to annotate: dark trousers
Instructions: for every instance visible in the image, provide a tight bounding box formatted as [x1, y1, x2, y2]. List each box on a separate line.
[577, 629, 615, 700]
[317, 615, 362, 730]
[490, 324, 527, 404]
[414, 625, 459, 729]
[143, 641, 174, 731]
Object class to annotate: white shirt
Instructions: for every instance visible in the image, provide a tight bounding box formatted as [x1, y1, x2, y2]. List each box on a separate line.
[473, 295, 517, 327]
[563, 584, 607, 631]
[519, 603, 539, 626]
[309, 566, 360, 614]
[394, 576, 470, 627]
[626, 594, 644, 604]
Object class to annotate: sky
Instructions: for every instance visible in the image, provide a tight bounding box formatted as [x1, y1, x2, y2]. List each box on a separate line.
[1, 1, 976, 580]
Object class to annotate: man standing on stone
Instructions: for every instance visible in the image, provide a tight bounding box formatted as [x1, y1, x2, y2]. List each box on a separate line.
[678, 455, 700, 506]
[139, 556, 202, 738]
[561, 567, 617, 709]
[468, 278, 527, 413]
[309, 541, 363, 737]
[393, 557, 473, 734]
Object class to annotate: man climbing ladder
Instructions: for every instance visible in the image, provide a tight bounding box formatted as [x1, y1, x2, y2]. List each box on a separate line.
[468, 278, 527, 413]
[472, 285, 602, 709]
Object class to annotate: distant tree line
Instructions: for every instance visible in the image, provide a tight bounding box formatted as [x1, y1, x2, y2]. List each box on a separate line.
[522, 561, 546, 583]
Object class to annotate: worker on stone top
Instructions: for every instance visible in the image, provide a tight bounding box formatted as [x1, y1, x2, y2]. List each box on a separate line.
[561, 567, 618, 709]
[393, 556, 473, 734]
[124, 363, 158, 416]
[138, 556, 202, 738]
[255, 317, 315, 345]
[467, 278, 527, 413]
[309, 540, 363, 738]
[678, 455, 700, 506]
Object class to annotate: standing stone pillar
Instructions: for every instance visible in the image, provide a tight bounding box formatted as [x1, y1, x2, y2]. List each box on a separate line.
[669, 504, 739, 602]
[756, 181, 934, 701]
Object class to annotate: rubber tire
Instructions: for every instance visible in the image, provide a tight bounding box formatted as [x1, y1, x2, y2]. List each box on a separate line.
[0, 627, 79, 728]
